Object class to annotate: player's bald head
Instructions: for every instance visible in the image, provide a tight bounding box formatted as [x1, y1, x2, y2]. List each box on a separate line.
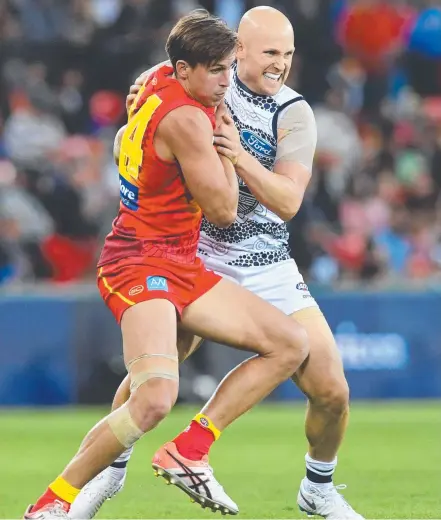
[236, 6, 295, 96]
[238, 6, 294, 47]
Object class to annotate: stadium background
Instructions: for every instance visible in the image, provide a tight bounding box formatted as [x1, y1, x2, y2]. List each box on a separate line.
[0, 1, 440, 518]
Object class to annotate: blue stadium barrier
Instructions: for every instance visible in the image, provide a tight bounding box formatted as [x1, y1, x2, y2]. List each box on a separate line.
[0, 296, 77, 405]
[0, 288, 440, 405]
[274, 291, 441, 400]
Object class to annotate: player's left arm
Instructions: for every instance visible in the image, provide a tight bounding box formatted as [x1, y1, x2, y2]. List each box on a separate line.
[214, 100, 317, 222]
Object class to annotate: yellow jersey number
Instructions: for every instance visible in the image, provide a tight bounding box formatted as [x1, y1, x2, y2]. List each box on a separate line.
[119, 91, 162, 180]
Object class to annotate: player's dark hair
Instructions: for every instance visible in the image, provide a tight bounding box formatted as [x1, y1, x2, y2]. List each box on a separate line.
[166, 10, 237, 72]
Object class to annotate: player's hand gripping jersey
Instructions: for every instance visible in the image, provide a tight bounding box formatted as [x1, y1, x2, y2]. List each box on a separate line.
[99, 64, 216, 267]
[97, 64, 221, 323]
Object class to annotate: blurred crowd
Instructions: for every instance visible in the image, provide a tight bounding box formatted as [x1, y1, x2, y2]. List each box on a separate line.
[0, 0, 441, 287]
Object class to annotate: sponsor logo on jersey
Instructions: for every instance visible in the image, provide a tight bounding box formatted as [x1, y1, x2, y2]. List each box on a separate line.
[296, 282, 309, 291]
[241, 130, 275, 158]
[119, 175, 139, 211]
[146, 276, 169, 291]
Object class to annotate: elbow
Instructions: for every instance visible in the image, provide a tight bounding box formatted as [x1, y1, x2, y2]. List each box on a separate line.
[206, 208, 237, 228]
[276, 197, 303, 222]
[278, 210, 298, 222]
[277, 206, 300, 222]
[217, 211, 237, 228]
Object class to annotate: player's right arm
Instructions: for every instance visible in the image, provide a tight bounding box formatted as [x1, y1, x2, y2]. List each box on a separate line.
[157, 105, 238, 228]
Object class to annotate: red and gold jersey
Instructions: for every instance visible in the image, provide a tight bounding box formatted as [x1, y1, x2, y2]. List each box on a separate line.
[98, 64, 216, 267]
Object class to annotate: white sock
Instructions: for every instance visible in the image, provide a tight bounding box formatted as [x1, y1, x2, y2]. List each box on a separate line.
[112, 446, 134, 466]
[305, 453, 337, 489]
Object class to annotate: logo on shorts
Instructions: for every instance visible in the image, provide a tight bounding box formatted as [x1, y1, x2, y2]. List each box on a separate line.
[296, 282, 309, 292]
[147, 276, 169, 291]
[128, 285, 144, 297]
[199, 417, 209, 427]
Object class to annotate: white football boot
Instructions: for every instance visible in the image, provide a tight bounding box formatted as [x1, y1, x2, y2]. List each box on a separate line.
[68, 467, 126, 519]
[24, 501, 70, 520]
[298, 478, 365, 519]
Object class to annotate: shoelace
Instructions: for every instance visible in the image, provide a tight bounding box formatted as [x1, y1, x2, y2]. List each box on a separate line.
[328, 484, 353, 510]
[310, 483, 354, 513]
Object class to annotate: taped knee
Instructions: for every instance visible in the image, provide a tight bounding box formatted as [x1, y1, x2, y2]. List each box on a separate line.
[107, 404, 144, 448]
[127, 353, 179, 393]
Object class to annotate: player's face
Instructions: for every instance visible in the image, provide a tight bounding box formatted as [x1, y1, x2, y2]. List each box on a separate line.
[238, 31, 294, 96]
[186, 52, 236, 107]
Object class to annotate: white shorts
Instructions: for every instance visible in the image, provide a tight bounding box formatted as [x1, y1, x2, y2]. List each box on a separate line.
[201, 257, 319, 316]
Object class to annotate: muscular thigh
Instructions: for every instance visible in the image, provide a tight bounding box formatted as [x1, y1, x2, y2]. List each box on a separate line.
[290, 307, 346, 397]
[121, 299, 178, 365]
[181, 277, 298, 355]
[121, 299, 179, 389]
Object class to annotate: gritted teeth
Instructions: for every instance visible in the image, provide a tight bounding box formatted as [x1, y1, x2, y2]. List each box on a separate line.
[264, 72, 282, 81]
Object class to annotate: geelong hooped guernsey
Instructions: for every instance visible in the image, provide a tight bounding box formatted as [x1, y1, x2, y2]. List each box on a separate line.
[198, 64, 304, 267]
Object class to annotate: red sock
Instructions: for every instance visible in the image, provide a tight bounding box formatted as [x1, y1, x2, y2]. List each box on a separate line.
[173, 420, 216, 460]
[32, 488, 70, 513]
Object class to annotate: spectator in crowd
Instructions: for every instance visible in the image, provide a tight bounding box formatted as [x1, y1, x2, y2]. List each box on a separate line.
[0, 0, 440, 285]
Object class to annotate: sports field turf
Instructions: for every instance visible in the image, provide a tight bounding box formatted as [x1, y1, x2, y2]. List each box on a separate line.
[1, 402, 440, 519]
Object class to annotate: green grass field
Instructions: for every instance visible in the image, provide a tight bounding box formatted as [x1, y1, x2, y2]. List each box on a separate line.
[1, 402, 440, 519]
